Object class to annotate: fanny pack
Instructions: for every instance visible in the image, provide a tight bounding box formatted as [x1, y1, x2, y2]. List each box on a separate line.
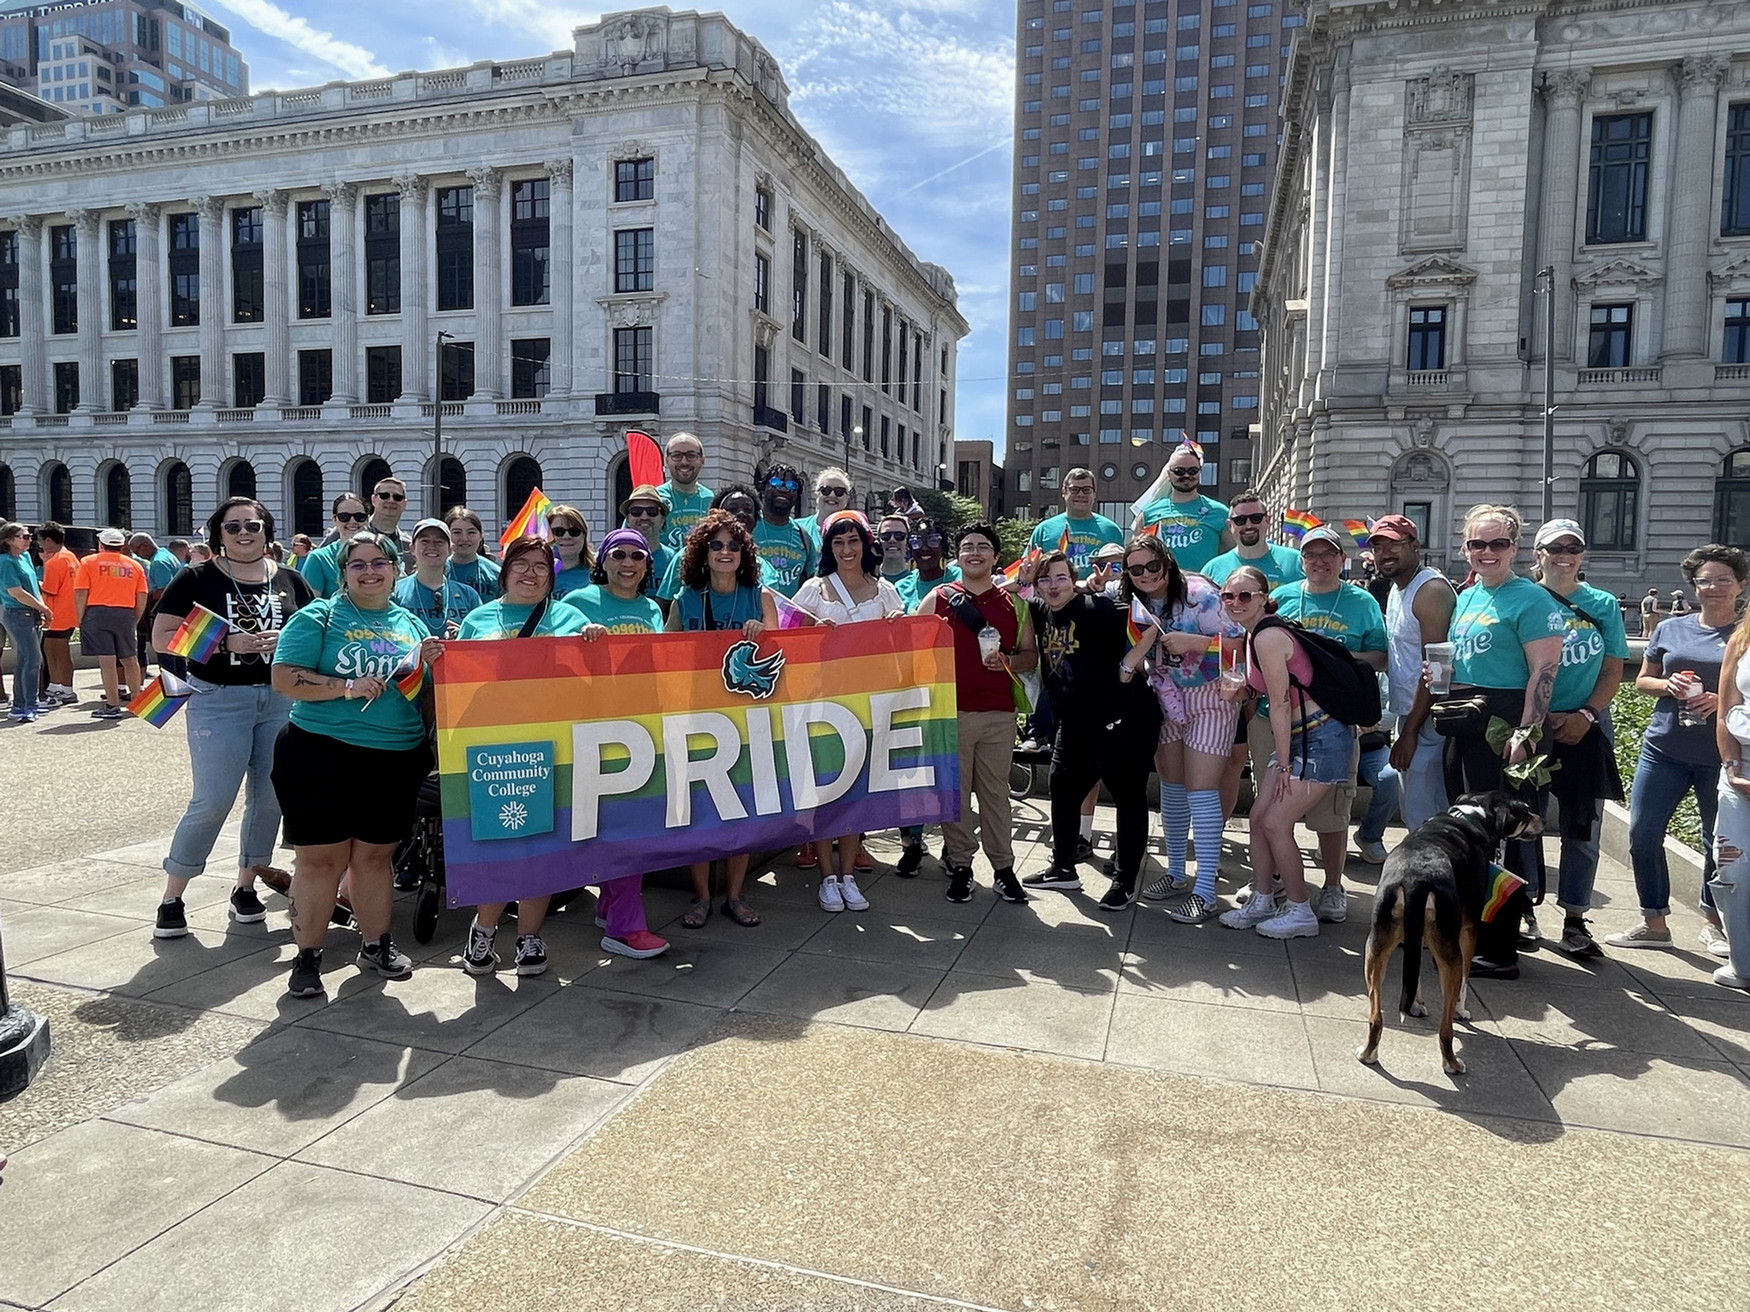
[1432, 688, 1523, 739]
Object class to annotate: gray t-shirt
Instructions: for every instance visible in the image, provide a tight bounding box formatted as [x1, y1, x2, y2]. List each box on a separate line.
[1644, 614, 1735, 766]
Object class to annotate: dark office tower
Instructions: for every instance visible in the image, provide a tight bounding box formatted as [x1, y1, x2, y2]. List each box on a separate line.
[1005, 0, 1302, 523]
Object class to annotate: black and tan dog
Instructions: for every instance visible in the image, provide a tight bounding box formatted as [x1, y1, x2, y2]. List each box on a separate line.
[1358, 792, 1543, 1076]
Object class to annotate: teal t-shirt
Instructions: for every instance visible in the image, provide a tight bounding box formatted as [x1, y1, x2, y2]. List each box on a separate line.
[897, 565, 962, 615]
[0, 551, 41, 606]
[644, 543, 676, 599]
[1139, 495, 1229, 573]
[1549, 582, 1631, 713]
[554, 563, 592, 597]
[1028, 513, 1125, 571]
[392, 575, 482, 635]
[656, 551, 777, 599]
[561, 584, 665, 634]
[145, 548, 181, 591]
[273, 597, 431, 750]
[1274, 582, 1387, 654]
[753, 519, 816, 598]
[674, 583, 766, 632]
[658, 481, 713, 551]
[446, 555, 501, 601]
[300, 541, 342, 598]
[1204, 544, 1305, 589]
[1450, 576, 1568, 690]
[456, 598, 586, 640]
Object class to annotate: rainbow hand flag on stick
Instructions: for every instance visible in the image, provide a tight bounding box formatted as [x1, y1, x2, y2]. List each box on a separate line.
[392, 648, 426, 702]
[1127, 596, 1161, 647]
[1480, 863, 1528, 923]
[500, 486, 554, 550]
[771, 591, 820, 630]
[1340, 519, 1373, 548]
[128, 671, 192, 727]
[165, 604, 229, 662]
[1280, 509, 1321, 544]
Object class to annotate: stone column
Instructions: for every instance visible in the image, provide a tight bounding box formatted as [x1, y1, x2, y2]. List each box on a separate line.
[1539, 69, 1589, 363]
[254, 189, 289, 406]
[393, 174, 429, 401]
[324, 182, 359, 403]
[467, 166, 503, 399]
[193, 194, 224, 407]
[126, 203, 162, 409]
[1319, 63, 1351, 389]
[546, 158, 573, 398]
[10, 216, 45, 413]
[70, 208, 102, 411]
[1661, 57, 1730, 361]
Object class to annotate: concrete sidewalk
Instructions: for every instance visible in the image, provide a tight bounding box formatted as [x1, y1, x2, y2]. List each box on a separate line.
[2, 699, 1748, 1310]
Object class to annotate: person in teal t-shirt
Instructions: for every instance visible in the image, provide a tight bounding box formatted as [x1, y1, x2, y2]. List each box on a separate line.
[1134, 446, 1232, 574]
[1027, 469, 1125, 572]
[752, 464, 816, 598]
[443, 508, 501, 601]
[456, 535, 588, 642]
[658, 431, 712, 552]
[393, 519, 482, 637]
[1202, 492, 1304, 588]
[896, 518, 960, 614]
[273, 588, 431, 750]
[1450, 575, 1568, 689]
[562, 529, 665, 634]
[299, 493, 373, 599]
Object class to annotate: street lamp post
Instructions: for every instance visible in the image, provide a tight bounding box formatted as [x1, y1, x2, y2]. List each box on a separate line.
[1535, 266, 1557, 525]
[432, 330, 453, 519]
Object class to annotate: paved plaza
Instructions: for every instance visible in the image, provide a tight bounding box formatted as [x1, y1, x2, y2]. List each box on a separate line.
[2, 688, 1749, 1311]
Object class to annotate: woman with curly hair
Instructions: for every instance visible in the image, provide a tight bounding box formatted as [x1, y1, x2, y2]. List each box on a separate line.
[547, 504, 594, 597]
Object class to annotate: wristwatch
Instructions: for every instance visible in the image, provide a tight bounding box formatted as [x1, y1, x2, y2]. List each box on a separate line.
[1577, 707, 1598, 725]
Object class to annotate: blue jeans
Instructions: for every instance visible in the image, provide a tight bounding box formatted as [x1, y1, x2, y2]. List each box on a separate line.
[1628, 739, 1719, 918]
[1711, 775, 1750, 977]
[1, 606, 42, 714]
[164, 680, 292, 879]
[1354, 742, 1398, 844]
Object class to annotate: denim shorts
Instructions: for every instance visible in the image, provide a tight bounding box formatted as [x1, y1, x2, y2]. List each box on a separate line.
[1272, 714, 1355, 786]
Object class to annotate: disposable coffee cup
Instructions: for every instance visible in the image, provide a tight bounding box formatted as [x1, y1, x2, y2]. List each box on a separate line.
[977, 625, 1003, 662]
[1425, 642, 1455, 695]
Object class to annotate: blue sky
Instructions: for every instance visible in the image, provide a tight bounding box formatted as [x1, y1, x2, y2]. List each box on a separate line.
[208, 0, 1016, 457]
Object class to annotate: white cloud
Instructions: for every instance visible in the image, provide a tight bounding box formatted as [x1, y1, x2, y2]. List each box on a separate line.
[214, 1, 393, 80]
[457, 0, 597, 49]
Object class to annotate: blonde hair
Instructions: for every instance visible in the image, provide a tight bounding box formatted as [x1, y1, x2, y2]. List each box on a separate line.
[1461, 503, 1523, 543]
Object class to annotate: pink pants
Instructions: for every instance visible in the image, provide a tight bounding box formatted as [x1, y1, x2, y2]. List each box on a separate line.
[595, 875, 647, 937]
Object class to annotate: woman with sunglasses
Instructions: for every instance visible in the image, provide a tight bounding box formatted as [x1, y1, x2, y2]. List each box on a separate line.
[298, 493, 371, 599]
[1119, 534, 1242, 917]
[801, 467, 855, 547]
[547, 504, 595, 597]
[443, 507, 501, 600]
[896, 518, 960, 614]
[271, 532, 444, 998]
[149, 497, 316, 938]
[667, 509, 778, 928]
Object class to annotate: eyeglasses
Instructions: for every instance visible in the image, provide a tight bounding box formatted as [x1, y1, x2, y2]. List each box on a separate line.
[1219, 589, 1258, 604]
[374, 491, 406, 502]
[707, 539, 741, 553]
[958, 540, 995, 554]
[1465, 538, 1514, 553]
[1693, 575, 1740, 589]
[816, 486, 850, 497]
[668, 448, 703, 459]
[345, 558, 391, 574]
[1231, 512, 1267, 526]
[1539, 542, 1584, 555]
[608, 549, 648, 563]
[505, 559, 549, 576]
[336, 511, 368, 524]
[766, 476, 801, 491]
[1126, 559, 1166, 577]
[879, 530, 910, 542]
[549, 525, 583, 538]
[221, 519, 266, 535]
[624, 506, 663, 518]
[1302, 549, 1342, 562]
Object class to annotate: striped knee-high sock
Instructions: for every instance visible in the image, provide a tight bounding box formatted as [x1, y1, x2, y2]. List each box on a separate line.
[1188, 788, 1225, 900]
[1160, 782, 1189, 878]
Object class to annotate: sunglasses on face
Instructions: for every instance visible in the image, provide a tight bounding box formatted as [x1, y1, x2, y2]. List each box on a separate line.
[911, 534, 945, 549]
[345, 558, 391, 574]
[1539, 542, 1583, 556]
[879, 530, 910, 542]
[1169, 467, 1200, 478]
[707, 539, 741, 553]
[549, 525, 584, 538]
[1126, 559, 1166, 577]
[608, 549, 648, 563]
[1466, 538, 1514, 553]
[1220, 589, 1257, 604]
[766, 477, 801, 491]
[1231, 512, 1267, 526]
[336, 511, 368, 524]
[374, 491, 406, 502]
[625, 506, 663, 518]
[221, 520, 266, 535]
[816, 486, 850, 497]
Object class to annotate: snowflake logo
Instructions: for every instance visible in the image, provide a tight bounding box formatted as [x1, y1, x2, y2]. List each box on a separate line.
[498, 801, 529, 831]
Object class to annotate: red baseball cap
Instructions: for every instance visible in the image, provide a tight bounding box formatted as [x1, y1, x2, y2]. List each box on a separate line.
[1366, 514, 1419, 544]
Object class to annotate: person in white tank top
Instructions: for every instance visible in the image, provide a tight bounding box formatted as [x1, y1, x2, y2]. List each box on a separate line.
[1367, 515, 1456, 832]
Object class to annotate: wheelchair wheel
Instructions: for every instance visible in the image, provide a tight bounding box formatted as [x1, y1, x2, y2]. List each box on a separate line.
[1009, 759, 1035, 799]
[414, 881, 441, 944]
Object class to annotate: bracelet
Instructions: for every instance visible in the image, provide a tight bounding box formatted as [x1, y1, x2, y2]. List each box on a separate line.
[343, 678, 354, 700]
[1578, 707, 1598, 724]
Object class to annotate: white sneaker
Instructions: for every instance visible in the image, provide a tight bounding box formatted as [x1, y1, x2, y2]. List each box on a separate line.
[839, 873, 870, 912]
[1357, 840, 1389, 864]
[1603, 923, 1672, 950]
[1256, 898, 1320, 940]
[1235, 876, 1283, 906]
[819, 876, 845, 913]
[1713, 964, 1750, 990]
[1220, 890, 1280, 929]
[1314, 885, 1347, 923]
[1700, 923, 1732, 959]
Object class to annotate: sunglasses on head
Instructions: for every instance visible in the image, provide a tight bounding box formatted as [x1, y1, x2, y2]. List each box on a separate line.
[221, 519, 266, 535]
[1466, 537, 1514, 553]
[1219, 589, 1257, 604]
[549, 525, 583, 537]
[707, 539, 741, 553]
[608, 548, 648, 563]
[1539, 542, 1583, 555]
[374, 491, 406, 502]
[1231, 512, 1267, 526]
[1126, 559, 1166, 577]
[335, 511, 368, 524]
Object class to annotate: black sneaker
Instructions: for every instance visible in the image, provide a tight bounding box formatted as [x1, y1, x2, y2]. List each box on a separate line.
[153, 897, 189, 939]
[330, 900, 355, 929]
[229, 886, 268, 924]
[1073, 835, 1096, 865]
[945, 865, 975, 903]
[514, 933, 549, 977]
[1468, 955, 1520, 980]
[993, 867, 1028, 904]
[1097, 876, 1135, 913]
[287, 947, 325, 998]
[896, 842, 925, 878]
[1021, 864, 1083, 892]
[358, 933, 414, 980]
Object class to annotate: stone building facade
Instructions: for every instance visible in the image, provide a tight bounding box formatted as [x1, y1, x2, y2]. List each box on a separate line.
[0, 7, 965, 540]
[1254, 0, 1750, 590]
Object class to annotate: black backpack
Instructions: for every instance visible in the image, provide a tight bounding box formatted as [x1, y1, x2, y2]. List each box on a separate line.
[1252, 614, 1382, 728]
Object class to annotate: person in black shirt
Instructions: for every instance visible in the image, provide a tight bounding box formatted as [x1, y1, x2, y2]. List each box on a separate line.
[1021, 551, 1162, 908]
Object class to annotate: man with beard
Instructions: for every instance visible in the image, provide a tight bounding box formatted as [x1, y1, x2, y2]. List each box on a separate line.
[752, 463, 816, 598]
[1202, 491, 1304, 588]
[659, 432, 712, 551]
[1131, 442, 1233, 574]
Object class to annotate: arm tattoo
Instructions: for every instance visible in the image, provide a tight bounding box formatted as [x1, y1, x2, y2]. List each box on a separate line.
[1528, 663, 1555, 724]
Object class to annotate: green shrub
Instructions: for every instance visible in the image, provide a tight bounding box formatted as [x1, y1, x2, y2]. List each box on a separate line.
[1610, 687, 1704, 853]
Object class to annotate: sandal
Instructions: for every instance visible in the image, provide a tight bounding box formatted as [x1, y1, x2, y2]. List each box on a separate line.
[721, 898, 761, 928]
[681, 897, 711, 929]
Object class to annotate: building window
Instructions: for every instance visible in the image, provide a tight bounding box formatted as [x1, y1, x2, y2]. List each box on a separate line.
[109, 220, 136, 331]
[1587, 303, 1633, 367]
[0, 231, 16, 338]
[169, 355, 199, 409]
[162, 461, 193, 536]
[232, 352, 265, 408]
[111, 358, 138, 411]
[817, 251, 833, 356]
[229, 206, 263, 323]
[753, 344, 769, 410]
[50, 224, 76, 334]
[366, 345, 401, 404]
[615, 228, 654, 293]
[510, 338, 550, 399]
[753, 252, 770, 313]
[817, 381, 830, 432]
[1407, 305, 1446, 370]
[438, 340, 474, 400]
[1725, 105, 1750, 237]
[296, 199, 330, 319]
[298, 349, 332, 406]
[510, 178, 549, 307]
[790, 368, 805, 423]
[227, 461, 257, 500]
[754, 184, 772, 231]
[615, 157, 654, 203]
[615, 326, 652, 393]
[1713, 449, 1750, 545]
[365, 193, 400, 315]
[290, 459, 324, 536]
[791, 230, 808, 343]
[169, 213, 199, 326]
[436, 186, 474, 311]
[1726, 298, 1750, 364]
[0, 365, 18, 415]
[53, 361, 78, 413]
[1579, 450, 1638, 552]
[862, 290, 876, 380]
[1586, 112, 1651, 245]
[841, 272, 856, 367]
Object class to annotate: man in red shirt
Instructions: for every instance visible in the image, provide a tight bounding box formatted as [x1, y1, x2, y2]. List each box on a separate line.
[36, 522, 81, 702]
[929, 523, 1038, 904]
[75, 528, 149, 718]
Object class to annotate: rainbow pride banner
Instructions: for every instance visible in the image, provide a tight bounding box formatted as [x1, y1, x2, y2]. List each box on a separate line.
[434, 617, 961, 906]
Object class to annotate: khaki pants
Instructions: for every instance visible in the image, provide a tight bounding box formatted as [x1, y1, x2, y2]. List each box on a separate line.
[941, 709, 1016, 871]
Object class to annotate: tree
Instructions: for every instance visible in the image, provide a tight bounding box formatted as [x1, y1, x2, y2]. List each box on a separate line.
[994, 517, 1033, 563]
[913, 488, 984, 534]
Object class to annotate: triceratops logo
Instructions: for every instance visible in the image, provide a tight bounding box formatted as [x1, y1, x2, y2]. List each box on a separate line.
[721, 639, 785, 699]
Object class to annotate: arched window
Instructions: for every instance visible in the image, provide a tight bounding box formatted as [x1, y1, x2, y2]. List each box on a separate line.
[1578, 450, 1639, 553]
[226, 460, 256, 500]
[163, 461, 193, 536]
[104, 463, 132, 529]
[609, 455, 632, 522]
[46, 462, 73, 523]
[503, 455, 542, 529]
[357, 456, 392, 499]
[0, 463, 14, 519]
[438, 457, 466, 516]
[1713, 448, 1750, 548]
[290, 459, 324, 537]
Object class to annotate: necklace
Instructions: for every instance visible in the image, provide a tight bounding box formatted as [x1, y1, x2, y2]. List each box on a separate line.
[1298, 584, 1344, 628]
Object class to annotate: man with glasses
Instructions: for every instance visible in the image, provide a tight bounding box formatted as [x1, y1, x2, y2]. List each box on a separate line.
[301, 493, 374, 599]
[619, 484, 676, 599]
[1027, 467, 1124, 573]
[896, 518, 960, 614]
[659, 431, 712, 552]
[876, 514, 914, 583]
[1203, 491, 1304, 588]
[366, 477, 415, 567]
[1133, 444, 1233, 574]
[753, 462, 816, 598]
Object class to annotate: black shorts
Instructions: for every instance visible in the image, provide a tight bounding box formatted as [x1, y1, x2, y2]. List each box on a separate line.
[271, 722, 433, 848]
[43, 627, 73, 640]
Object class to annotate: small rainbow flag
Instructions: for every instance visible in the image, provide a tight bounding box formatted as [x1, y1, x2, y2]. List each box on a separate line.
[1055, 523, 1073, 554]
[500, 486, 554, 550]
[1176, 434, 1204, 462]
[392, 649, 426, 703]
[997, 548, 1041, 586]
[771, 591, 816, 630]
[165, 604, 229, 662]
[1128, 596, 1157, 647]
[1340, 519, 1373, 548]
[1281, 509, 1321, 543]
[128, 671, 192, 727]
[1480, 863, 1528, 923]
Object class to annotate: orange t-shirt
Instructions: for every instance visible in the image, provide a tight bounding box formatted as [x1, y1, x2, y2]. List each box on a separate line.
[40, 547, 80, 629]
[74, 550, 148, 610]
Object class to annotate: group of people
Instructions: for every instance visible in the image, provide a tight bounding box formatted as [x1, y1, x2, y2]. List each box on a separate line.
[7, 432, 1745, 1000]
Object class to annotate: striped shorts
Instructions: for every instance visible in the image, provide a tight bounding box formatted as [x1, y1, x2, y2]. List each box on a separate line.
[1158, 679, 1242, 756]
